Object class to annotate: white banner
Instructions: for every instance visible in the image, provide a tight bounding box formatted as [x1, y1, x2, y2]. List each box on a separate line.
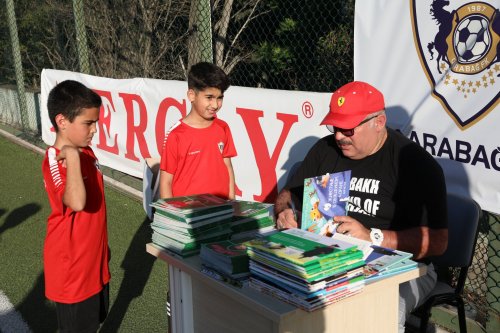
[354, 0, 499, 214]
[40, 69, 332, 203]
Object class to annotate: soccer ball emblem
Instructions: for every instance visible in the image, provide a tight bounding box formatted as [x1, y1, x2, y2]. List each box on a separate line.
[454, 15, 491, 63]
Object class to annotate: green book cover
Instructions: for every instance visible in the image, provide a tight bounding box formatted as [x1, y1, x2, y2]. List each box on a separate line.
[151, 194, 233, 219]
[230, 200, 274, 220]
[154, 207, 233, 223]
[152, 217, 232, 236]
[152, 224, 231, 244]
[152, 232, 200, 256]
[244, 228, 359, 269]
[247, 248, 363, 281]
[230, 216, 275, 233]
[200, 240, 250, 275]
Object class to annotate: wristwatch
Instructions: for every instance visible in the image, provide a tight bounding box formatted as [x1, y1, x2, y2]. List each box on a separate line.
[370, 228, 384, 246]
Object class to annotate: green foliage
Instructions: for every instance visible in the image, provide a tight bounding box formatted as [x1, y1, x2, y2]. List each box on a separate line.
[277, 18, 297, 35]
[230, 0, 355, 91]
[1, 0, 355, 92]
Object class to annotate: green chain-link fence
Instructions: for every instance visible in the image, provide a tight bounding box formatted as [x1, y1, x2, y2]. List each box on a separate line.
[0, 1, 498, 331]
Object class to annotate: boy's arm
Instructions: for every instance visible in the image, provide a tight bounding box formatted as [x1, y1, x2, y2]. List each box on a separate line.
[57, 146, 86, 211]
[223, 157, 235, 200]
[159, 170, 174, 198]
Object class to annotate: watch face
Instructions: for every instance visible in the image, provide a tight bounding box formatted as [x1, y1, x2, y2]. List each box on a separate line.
[370, 229, 383, 245]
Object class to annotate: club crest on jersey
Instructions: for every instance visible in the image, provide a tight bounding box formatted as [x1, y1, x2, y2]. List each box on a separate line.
[411, 0, 499, 129]
[218, 142, 224, 154]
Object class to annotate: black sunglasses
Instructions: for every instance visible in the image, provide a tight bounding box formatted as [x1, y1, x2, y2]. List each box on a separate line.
[326, 114, 380, 137]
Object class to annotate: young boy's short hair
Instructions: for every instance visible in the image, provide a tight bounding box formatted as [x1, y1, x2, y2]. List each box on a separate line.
[47, 80, 102, 131]
[187, 62, 230, 93]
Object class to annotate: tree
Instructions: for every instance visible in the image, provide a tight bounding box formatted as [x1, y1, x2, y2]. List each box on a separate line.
[84, 0, 191, 80]
[229, 0, 355, 91]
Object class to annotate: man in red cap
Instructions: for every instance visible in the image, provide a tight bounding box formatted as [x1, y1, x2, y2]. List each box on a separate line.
[274, 81, 448, 332]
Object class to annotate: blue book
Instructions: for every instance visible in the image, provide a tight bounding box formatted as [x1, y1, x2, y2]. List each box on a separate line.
[363, 245, 413, 277]
[301, 171, 351, 236]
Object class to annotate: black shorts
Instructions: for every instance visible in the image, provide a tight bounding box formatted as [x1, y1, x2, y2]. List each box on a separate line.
[55, 284, 109, 333]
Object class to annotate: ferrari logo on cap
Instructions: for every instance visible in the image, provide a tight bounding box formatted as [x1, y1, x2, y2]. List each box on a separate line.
[338, 97, 345, 107]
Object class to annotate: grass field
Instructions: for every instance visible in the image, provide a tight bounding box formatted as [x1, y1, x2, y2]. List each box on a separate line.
[0, 135, 169, 332]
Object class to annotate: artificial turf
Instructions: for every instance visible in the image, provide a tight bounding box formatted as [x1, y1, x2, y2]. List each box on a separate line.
[0, 135, 169, 332]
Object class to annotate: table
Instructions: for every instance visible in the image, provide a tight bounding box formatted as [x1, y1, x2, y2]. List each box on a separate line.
[146, 243, 425, 333]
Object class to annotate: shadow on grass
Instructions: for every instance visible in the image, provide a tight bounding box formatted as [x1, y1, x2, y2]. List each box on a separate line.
[17, 273, 58, 333]
[12, 212, 156, 332]
[100, 216, 156, 333]
[0, 204, 40, 235]
[4, 204, 58, 333]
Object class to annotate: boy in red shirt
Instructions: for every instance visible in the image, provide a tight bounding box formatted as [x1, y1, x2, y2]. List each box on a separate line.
[42, 80, 110, 333]
[159, 62, 237, 199]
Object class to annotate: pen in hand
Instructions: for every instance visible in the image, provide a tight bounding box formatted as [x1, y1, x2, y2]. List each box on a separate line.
[288, 201, 297, 221]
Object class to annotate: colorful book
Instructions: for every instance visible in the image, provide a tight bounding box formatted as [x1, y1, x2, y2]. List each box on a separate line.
[152, 215, 232, 235]
[151, 228, 231, 257]
[200, 240, 250, 276]
[365, 259, 418, 282]
[151, 222, 231, 243]
[244, 228, 360, 270]
[230, 216, 275, 233]
[230, 200, 274, 222]
[247, 248, 363, 281]
[363, 245, 413, 277]
[331, 232, 373, 260]
[154, 207, 233, 223]
[249, 275, 364, 312]
[301, 171, 351, 236]
[151, 194, 233, 220]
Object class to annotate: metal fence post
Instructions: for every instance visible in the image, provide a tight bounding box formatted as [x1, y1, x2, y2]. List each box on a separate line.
[73, 0, 91, 74]
[487, 212, 500, 331]
[198, 0, 213, 63]
[5, 0, 29, 130]
[188, 0, 213, 66]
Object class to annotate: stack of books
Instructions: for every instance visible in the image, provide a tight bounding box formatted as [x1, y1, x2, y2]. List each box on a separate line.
[331, 233, 417, 282]
[245, 228, 366, 312]
[229, 200, 275, 240]
[150, 194, 234, 257]
[363, 245, 416, 282]
[200, 239, 250, 287]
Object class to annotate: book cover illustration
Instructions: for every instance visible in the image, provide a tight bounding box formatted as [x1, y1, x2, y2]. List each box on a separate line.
[301, 171, 351, 236]
[200, 240, 250, 275]
[230, 200, 274, 220]
[244, 228, 358, 268]
[151, 193, 232, 215]
[363, 245, 413, 277]
[365, 259, 418, 283]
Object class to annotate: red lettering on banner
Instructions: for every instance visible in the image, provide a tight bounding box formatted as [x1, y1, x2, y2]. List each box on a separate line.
[236, 108, 298, 202]
[93, 90, 118, 154]
[120, 93, 150, 161]
[155, 97, 187, 155]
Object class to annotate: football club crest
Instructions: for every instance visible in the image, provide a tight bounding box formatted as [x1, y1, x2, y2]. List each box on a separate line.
[217, 141, 224, 154]
[411, 0, 499, 129]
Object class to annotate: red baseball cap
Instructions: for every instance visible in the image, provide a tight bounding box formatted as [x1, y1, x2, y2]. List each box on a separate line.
[320, 81, 385, 129]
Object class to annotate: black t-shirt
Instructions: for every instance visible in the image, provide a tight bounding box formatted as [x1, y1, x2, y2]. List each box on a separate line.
[286, 128, 447, 231]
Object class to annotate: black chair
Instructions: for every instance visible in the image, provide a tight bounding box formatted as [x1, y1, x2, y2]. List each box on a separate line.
[415, 193, 481, 333]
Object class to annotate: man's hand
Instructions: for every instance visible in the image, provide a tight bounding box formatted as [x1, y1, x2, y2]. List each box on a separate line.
[333, 216, 371, 241]
[276, 208, 298, 230]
